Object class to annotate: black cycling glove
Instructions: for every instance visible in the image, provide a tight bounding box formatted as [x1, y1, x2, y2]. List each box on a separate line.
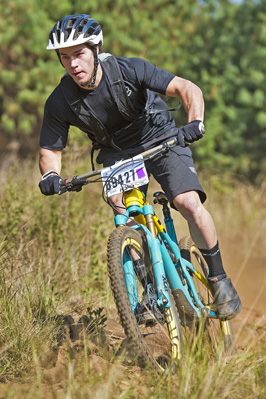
[178, 120, 205, 147]
[39, 172, 61, 196]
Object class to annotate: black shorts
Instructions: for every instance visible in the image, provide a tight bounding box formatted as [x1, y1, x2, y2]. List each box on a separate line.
[100, 145, 206, 208]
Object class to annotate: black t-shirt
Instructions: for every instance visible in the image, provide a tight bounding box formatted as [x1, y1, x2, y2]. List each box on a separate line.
[40, 56, 178, 160]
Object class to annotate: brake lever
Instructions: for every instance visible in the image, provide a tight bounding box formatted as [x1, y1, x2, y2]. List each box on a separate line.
[58, 177, 89, 195]
[58, 178, 69, 195]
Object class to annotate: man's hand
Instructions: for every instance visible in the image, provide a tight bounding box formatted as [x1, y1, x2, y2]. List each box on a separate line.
[178, 120, 205, 147]
[39, 171, 61, 196]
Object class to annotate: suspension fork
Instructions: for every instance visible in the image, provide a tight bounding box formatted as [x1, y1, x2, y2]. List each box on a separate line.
[142, 203, 171, 308]
[133, 223, 170, 309]
[122, 189, 158, 237]
[121, 190, 169, 308]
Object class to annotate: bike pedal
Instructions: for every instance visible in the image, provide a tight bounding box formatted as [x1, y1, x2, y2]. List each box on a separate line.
[136, 310, 156, 326]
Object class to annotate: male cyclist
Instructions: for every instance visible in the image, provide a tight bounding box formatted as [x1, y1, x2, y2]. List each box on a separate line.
[39, 14, 241, 320]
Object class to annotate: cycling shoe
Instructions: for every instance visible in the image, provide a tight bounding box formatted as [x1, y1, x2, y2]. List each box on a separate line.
[208, 276, 242, 320]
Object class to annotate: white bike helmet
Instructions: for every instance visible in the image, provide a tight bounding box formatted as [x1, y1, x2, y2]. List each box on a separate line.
[46, 14, 103, 50]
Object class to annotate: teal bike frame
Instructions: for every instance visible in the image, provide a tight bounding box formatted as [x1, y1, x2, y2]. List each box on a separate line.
[114, 190, 216, 320]
[59, 137, 234, 351]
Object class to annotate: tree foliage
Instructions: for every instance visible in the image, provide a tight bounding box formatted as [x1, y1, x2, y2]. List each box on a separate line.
[0, 0, 265, 183]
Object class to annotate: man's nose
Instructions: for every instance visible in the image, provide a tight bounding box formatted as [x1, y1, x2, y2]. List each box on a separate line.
[70, 57, 78, 67]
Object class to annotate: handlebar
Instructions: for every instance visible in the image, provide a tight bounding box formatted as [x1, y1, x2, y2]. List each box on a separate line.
[59, 137, 178, 195]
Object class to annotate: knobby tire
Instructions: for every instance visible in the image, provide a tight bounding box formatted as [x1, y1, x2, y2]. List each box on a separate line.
[178, 236, 234, 353]
[107, 225, 184, 372]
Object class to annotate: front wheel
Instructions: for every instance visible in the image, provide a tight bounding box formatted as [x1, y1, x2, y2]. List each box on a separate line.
[107, 225, 184, 372]
[179, 236, 235, 353]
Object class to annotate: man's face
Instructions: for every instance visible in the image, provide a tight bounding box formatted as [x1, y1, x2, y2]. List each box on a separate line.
[59, 44, 96, 88]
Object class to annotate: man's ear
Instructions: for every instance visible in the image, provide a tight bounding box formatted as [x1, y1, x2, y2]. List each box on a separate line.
[56, 49, 64, 67]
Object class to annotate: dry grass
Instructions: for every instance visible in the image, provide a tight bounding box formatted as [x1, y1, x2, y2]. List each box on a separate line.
[0, 155, 265, 398]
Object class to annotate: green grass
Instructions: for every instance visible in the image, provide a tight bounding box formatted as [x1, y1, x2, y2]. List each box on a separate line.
[0, 155, 265, 398]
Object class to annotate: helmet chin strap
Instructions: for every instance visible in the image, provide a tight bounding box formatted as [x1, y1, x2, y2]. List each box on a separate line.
[85, 46, 99, 88]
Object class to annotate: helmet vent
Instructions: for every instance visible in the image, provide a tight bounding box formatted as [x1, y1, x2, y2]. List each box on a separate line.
[84, 23, 100, 38]
[73, 26, 83, 40]
[80, 19, 87, 27]
[67, 18, 76, 29]
[65, 28, 73, 41]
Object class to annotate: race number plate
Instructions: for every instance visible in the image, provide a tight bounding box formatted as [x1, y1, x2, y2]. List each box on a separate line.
[101, 155, 149, 197]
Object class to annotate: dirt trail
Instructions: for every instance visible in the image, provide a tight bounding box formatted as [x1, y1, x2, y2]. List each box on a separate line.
[0, 280, 264, 398]
[221, 238, 266, 347]
[35, 240, 266, 383]
[0, 231, 264, 396]
[37, 256, 266, 387]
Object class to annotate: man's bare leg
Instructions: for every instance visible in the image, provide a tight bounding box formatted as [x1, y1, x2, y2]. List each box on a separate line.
[173, 190, 242, 319]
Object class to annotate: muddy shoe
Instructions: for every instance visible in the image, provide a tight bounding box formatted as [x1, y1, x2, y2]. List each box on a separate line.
[208, 276, 242, 320]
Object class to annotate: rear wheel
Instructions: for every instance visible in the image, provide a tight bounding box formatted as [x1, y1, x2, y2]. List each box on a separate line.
[107, 225, 184, 372]
[178, 236, 234, 353]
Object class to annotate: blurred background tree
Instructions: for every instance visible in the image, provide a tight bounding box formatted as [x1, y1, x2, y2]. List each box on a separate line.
[0, 0, 265, 184]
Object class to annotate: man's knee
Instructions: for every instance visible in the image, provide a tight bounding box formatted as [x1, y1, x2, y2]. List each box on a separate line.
[109, 193, 125, 214]
[173, 191, 202, 219]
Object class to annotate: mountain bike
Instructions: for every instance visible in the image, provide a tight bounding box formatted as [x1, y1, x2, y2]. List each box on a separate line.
[59, 137, 234, 373]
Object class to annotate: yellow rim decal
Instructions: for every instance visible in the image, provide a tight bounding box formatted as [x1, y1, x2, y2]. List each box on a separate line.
[221, 320, 231, 336]
[153, 307, 181, 372]
[165, 308, 181, 360]
[121, 238, 141, 253]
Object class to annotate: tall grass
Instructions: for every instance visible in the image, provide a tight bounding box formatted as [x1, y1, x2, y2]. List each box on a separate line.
[0, 154, 265, 398]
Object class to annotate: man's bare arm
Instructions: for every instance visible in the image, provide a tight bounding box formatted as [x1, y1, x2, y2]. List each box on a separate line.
[39, 148, 62, 176]
[165, 76, 204, 122]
